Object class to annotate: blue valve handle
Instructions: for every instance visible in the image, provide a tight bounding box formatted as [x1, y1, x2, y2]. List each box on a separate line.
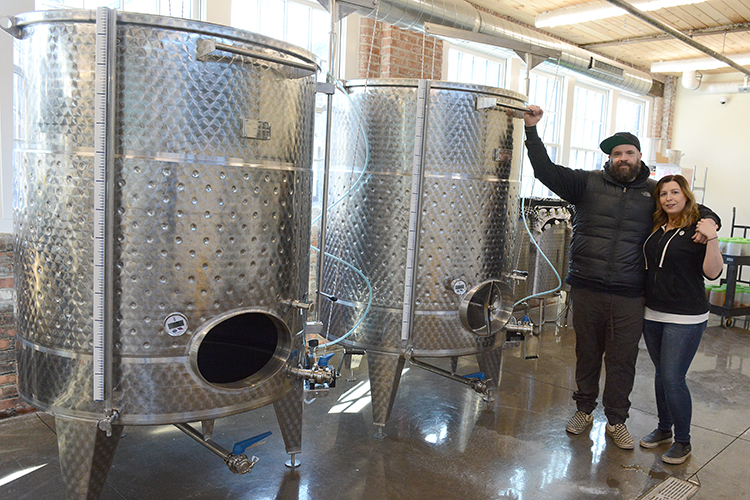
[318, 352, 336, 367]
[318, 352, 335, 367]
[232, 431, 272, 455]
[463, 372, 486, 380]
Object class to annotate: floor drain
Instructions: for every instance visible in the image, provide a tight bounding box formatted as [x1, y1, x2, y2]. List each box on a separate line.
[638, 476, 700, 500]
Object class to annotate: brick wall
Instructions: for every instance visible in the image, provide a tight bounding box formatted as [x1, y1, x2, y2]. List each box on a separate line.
[358, 18, 443, 79]
[661, 76, 678, 149]
[0, 232, 31, 418]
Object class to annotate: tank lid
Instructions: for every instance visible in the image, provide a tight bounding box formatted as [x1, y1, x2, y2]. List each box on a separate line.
[11, 9, 320, 70]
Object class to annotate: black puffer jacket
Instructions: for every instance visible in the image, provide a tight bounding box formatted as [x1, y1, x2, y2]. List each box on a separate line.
[525, 126, 657, 296]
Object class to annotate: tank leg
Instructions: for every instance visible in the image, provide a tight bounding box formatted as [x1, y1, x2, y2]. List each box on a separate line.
[55, 415, 123, 500]
[273, 379, 303, 468]
[366, 351, 406, 435]
[477, 346, 503, 401]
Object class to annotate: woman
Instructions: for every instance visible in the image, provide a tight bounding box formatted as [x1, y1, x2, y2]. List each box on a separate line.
[639, 175, 724, 464]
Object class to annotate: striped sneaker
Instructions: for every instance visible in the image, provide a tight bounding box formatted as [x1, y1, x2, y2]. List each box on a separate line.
[566, 410, 594, 435]
[606, 423, 635, 449]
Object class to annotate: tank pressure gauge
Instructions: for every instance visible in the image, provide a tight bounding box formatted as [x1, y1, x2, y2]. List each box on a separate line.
[164, 313, 189, 337]
[451, 279, 468, 296]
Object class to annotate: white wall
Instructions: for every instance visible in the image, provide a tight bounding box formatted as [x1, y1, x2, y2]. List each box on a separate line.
[672, 73, 750, 236]
[0, 0, 34, 234]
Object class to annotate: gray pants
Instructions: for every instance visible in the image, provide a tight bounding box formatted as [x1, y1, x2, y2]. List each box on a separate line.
[570, 287, 645, 425]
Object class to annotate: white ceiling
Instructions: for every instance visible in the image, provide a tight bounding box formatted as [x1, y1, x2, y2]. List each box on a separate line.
[472, 0, 750, 77]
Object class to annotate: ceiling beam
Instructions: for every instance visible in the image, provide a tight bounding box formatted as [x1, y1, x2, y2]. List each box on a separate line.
[602, 0, 750, 77]
[581, 22, 750, 49]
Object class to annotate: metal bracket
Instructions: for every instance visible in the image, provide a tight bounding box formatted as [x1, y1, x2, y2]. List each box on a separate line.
[316, 82, 335, 95]
[0, 16, 22, 38]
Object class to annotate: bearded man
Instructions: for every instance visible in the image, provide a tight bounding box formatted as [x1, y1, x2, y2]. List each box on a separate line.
[522, 105, 720, 450]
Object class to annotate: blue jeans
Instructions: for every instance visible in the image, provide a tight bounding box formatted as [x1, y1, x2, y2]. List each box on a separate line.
[642, 319, 706, 443]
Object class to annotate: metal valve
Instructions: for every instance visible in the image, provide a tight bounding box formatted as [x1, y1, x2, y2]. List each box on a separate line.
[97, 409, 120, 437]
[225, 453, 260, 474]
[289, 364, 336, 385]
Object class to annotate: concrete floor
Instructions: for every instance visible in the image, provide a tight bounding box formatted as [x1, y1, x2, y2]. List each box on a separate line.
[2, 317, 750, 500]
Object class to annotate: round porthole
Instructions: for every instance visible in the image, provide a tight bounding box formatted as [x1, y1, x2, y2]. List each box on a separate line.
[458, 280, 513, 336]
[189, 308, 292, 389]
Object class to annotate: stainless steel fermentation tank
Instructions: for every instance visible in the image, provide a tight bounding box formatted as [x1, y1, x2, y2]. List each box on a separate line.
[320, 79, 530, 432]
[5, 9, 322, 499]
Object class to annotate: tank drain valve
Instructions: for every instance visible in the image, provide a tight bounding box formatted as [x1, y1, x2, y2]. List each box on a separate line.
[97, 409, 120, 437]
[174, 423, 264, 474]
[289, 362, 336, 386]
[225, 454, 260, 475]
[226, 431, 270, 473]
[463, 372, 490, 396]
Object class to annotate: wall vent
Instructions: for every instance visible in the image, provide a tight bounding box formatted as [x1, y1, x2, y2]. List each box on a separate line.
[589, 58, 626, 80]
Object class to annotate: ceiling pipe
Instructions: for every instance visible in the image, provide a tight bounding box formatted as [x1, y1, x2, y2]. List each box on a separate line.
[322, 0, 654, 95]
[602, 0, 750, 79]
[681, 70, 700, 90]
[680, 72, 750, 93]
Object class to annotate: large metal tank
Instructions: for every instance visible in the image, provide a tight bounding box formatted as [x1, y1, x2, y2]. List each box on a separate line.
[6, 9, 318, 499]
[319, 79, 527, 431]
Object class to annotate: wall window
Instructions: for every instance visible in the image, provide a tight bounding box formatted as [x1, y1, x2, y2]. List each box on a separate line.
[521, 71, 563, 198]
[616, 96, 644, 137]
[569, 85, 607, 171]
[231, 0, 330, 67]
[447, 47, 505, 88]
[36, 0, 199, 18]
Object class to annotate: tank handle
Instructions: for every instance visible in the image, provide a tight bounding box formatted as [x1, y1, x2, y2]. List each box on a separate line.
[476, 96, 530, 114]
[1, 15, 22, 39]
[196, 38, 318, 74]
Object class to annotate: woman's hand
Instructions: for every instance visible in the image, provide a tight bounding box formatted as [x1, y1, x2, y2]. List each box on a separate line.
[693, 218, 718, 244]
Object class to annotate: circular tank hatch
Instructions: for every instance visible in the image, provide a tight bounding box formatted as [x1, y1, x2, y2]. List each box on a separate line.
[189, 309, 292, 389]
[458, 280, 513, 336]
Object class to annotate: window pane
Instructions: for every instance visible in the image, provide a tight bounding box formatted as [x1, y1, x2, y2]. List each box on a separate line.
[616, 97, 643, 136]
[83, 0, 119, 8]
[311, 9, 330, 63]
[522, 71, 563, 199]
[232, 0, 259, 32]
[259, 0, 284, 39]
[286, 2, 310, 50]
[448, 49, 459, 82]
[458, 55, 473, 83]
[447, 48, 505, 87]
[123, 0, 157, 15]
[37, 0, 195, 17]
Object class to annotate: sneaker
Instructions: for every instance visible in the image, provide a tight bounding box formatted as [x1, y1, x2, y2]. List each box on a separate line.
[662, 442, 692, 464]
[639, 428, 673, 449]
[566, 410, 594, 435]
[606, 423, 635, 449]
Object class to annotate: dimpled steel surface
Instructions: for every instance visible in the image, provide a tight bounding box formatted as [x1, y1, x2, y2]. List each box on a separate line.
[321, 80, 524, 357]
[12, 11, 316, 424]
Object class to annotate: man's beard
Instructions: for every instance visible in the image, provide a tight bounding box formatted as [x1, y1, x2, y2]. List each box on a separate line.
[608, 160, 640, 183]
